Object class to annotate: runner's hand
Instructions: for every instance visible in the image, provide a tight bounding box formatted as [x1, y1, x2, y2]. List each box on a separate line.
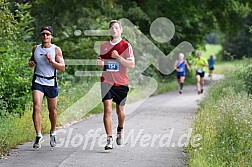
[46, 53, 53, 63]
[28, 60, 36, 67]
[97, 57, 104, 67]
[111, 50, 119, 59]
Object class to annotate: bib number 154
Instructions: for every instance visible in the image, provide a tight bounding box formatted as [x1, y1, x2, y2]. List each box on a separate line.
[105, 60, 119, 72]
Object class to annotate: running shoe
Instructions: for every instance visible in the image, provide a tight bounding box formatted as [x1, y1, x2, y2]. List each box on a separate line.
[33, 136, 44, 149]
[179, 90, 182, 94]
[116, 132, 123, 145]
[105, 137, 113, 150]
[50, 134, 57, 147]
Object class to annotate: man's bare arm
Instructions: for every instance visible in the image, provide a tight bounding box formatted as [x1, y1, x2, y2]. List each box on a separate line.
[50, 47, 65, 72]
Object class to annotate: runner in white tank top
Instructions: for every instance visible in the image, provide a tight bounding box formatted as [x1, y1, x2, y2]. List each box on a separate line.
[33, 44, 57, 86]
[28, 26, 65, 149]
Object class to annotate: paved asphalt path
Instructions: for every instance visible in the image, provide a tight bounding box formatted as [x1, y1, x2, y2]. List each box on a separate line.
[0, 75, 223, 167]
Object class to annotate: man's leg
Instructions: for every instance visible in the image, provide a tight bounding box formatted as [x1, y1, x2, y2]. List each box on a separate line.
[196, 75, 201, 94]
[47, 97, 57, 133]
[32, 90, 44, 149]
[177, 76, 181, 93]
[116, 104, 125, 129]
[180, 76, 185, 93]
[103, 99, 113, 149]
[200, 77, 205, 93]
[177, 77, 180, 85]
[103, 100, 113, 136]
[209, 69, 213, 77]
[47, 96, 58, 147]
[116, 104, 125, 145]
[32, 90, 44, 135]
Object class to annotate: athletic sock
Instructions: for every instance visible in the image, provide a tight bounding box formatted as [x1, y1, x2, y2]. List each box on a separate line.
[180, 83, 184, 90]
[50, 131, 56, 136]
[36, 133, 42, 138]
[117, 126, 123, 133]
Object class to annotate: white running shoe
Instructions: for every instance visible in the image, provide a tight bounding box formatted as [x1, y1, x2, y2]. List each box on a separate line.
[116, 132, 123, 145]
[50, 134, 57, 147]
[105, 137, 113, 150]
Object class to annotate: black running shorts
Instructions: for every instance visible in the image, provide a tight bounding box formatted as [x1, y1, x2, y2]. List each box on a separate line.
[101, 82, 129, 106]
[196, 71, 205, 78]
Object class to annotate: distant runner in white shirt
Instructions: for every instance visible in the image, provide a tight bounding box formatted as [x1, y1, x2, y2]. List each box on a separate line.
[174, 53, 191, 94]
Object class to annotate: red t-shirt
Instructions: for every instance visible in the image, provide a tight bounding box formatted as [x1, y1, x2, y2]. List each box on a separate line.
[100, 39, 134, 86]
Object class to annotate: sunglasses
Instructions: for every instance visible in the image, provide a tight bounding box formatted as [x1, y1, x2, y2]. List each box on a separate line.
[41, 32, 51, 36]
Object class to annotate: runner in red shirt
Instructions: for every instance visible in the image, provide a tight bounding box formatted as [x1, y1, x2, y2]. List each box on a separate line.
[97, 20, 135, 150]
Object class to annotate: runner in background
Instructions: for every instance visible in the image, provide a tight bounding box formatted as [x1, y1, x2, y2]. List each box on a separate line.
[207, 54, 215, 77]
[194, 52, 208, 94]
[174, 53, 191, 94]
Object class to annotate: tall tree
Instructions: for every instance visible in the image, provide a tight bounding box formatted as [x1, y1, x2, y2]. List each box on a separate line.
[0, 0, 16, 38]
[222, 11, 252, 60]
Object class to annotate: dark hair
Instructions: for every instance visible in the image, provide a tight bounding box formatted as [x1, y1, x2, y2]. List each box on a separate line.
[109, 20, 122, 29]
[40, 26, 53, 34]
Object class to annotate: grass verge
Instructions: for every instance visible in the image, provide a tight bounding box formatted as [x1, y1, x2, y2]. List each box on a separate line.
[0, 106, 50, 156]
[187, 73, 252, 166]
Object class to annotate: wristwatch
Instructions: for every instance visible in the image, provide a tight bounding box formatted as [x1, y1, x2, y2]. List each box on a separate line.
[117, 56, 121, 60]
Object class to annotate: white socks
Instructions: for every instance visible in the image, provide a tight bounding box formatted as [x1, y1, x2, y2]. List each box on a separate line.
[37, 133, 42, 138]
[50, 131, 56, 136]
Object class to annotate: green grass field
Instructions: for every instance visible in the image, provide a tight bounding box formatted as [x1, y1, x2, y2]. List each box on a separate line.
[201, 44, 222, 59]
[215, 60, 243, 74]
[199, 44, 243, 75]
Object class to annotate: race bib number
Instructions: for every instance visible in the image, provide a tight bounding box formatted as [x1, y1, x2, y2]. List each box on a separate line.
[105, 60, 119, 71]
[196, 68, 203, 73]
[179, 67, 184, 72]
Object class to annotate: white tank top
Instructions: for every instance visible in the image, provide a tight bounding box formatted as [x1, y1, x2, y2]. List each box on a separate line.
[34, 44, 57, 86]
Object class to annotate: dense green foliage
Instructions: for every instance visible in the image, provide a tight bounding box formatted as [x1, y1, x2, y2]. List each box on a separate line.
[188, 60, 252, 166]
[236, 59, 252, 94]
[0, 2, 34, 116]
[0, 0, 16, 37]
[222, 11, 252, 60]
[0, 0, 251, 123]
[28, 0, 251, 58]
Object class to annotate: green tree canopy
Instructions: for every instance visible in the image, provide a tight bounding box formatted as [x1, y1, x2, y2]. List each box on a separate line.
[29, 0, 251, 57]
[0, 0, 16, 38]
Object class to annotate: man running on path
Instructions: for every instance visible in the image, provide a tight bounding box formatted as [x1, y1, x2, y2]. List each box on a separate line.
[28, 26, 65, 149]
[174, 53, 191, 94]
[207, 54, 215, 77]
[97, 20, 135, 150]
[194, 52, 208, 94]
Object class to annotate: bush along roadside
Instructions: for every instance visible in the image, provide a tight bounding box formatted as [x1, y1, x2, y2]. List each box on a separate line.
[187, 60, 252, 166]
